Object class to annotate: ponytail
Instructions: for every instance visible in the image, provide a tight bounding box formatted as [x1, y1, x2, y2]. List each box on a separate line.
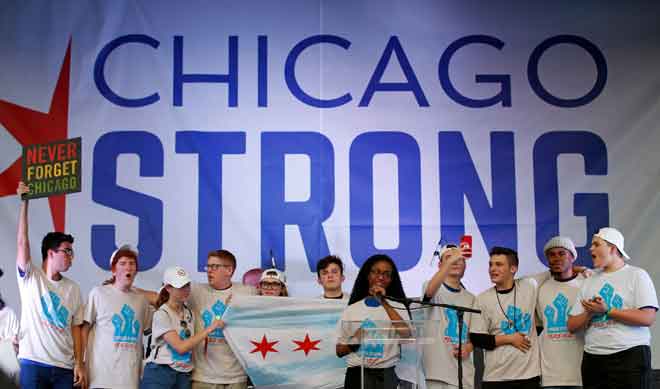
[155, 287, 170, 309]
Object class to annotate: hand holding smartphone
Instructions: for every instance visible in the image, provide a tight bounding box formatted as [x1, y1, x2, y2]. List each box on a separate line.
[460, 234, 472, 258]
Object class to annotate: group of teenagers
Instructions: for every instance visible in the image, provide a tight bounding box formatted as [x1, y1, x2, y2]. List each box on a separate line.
[2, 182, 658, 389]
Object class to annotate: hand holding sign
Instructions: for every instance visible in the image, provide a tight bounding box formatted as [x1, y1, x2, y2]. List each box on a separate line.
[22, 138, 81, 199]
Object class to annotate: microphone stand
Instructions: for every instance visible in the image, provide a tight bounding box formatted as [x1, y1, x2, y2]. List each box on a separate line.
[386, 296, 481, 389]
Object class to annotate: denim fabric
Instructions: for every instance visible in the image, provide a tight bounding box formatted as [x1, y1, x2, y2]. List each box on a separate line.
[19, 360, 73, 389]
[140, 362, 191, 389]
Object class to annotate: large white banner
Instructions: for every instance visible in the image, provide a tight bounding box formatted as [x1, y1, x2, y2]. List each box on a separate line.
[1, 1, 659, 366]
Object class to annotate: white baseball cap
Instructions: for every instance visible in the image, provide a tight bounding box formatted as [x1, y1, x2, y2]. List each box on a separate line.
[438, 244, 460, 261]
[259, 268, 286, 285]
[109, 244, 139, 266]
[543, 236, 577, 259]
[594, 227, 630, 260]
[163, 266, 192, 288]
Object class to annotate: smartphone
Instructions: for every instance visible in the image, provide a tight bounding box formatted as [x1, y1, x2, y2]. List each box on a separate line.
[460, 235, 473, 258]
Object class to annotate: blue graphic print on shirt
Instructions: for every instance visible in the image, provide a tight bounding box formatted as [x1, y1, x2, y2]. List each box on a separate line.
[202, 299, 226, 339]
[111, 304, 140, 344]
[40, 291, 69, 329]
[544, 293, 570, 334]
[500, 305, 531, 335]
[444, 308, 469, 344]
[591, 283, 623, 323]
[360, 318, 384, 359]
[167, 329, 192, 363]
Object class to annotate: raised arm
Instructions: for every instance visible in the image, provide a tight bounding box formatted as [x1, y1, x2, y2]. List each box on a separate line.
[424, 247, 468, 300]
[16, 182, 31, 272]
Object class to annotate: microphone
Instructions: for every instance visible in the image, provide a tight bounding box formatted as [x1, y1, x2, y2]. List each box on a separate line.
[383, 295, 420, 306]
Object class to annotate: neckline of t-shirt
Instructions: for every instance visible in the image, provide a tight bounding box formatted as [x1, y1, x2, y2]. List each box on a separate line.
[210, 283, 233, 291]
[443, 283, 462, 293]
[602, 263, 628, 275]
[495, 283, 515, 294]
[553, 273, 579, 283]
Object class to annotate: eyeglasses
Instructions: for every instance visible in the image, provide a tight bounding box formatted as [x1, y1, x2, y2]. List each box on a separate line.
[180, 320, 191, 338]
[205, 263, 232, 271]
[54, 248, 74, 257]
[369, 269, 392, 279]
[260, 282, 283, 290]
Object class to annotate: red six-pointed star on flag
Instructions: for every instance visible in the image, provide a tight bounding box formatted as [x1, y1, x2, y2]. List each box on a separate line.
[250, 335, 279, 359]
[292, 333, 321, 356]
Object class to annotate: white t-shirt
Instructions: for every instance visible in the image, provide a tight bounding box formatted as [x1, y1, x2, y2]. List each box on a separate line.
[421, 282, 475, 388]
[471, 278, 540, 382]
[337, 298, 410, 369]
[0, 307, 19, 342]
[145, 303, 195, 373]
[84, 285, 151, 389]
[16, 263, 83, 369]
[319, 291, 350, 302]
[0, 307, 20, 378]
[536, 274, 585, 387]
[189, 282, 256, 384]
[570, 264, 659, 355]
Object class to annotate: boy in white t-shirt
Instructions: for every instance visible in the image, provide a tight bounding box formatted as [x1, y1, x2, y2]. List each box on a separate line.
[82, 244, 151, 389]
[422, 244, 476, 389]
[469, 247, 541, 389]
[15, 182, 85, 388]
[316, 255, 349, 301]
[568, 227, 658, 389]
[189, 250, 256, 389]
[536, 236, 586, 389]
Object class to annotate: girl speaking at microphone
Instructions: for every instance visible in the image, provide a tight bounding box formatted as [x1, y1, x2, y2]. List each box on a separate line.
[336, 254, 411, 389]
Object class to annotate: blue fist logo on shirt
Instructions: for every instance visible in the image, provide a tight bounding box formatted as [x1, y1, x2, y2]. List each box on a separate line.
[444, 308, 469, 344]
[40, 291, 69, 329]
[591, 283, 623, 323]
[167, 329, 192, 363]
[360, 318, 384, 359]
[500, 305, 531, 335]
[111, 304, 140, 344]
[544, 293, 570, 334]
[202, 299, 226, 339]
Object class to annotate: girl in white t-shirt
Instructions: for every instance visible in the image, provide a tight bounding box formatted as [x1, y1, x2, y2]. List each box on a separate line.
[336, 254, 411, 389]
[140, 267, 223, 389]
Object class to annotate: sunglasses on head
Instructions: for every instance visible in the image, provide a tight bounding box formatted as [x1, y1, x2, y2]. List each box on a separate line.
[180, 320, 191, 338]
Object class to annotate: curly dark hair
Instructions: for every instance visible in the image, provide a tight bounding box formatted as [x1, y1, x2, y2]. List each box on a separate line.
[347, 254, 407, 305]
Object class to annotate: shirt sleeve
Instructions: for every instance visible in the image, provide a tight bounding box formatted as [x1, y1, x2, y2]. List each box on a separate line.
[151, 309, 175, 341]
[569, 282, 586, 316]
[470, 297, 489, 334]
[336, 305, 360, 345]
[634, 269, 659, 310]
[17, 261, 34, 281]
[83, 288, 97, 325]
[71, 285, 84, 326]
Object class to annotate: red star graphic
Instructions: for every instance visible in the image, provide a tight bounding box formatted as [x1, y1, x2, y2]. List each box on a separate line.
[0, 40, 72, 232]
[250, 335, 279, 359]
[292, 333, 321, 356]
